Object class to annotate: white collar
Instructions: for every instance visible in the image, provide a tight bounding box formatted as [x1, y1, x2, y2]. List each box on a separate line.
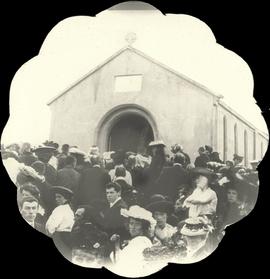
[93, 165, 100, 168]
[173, 163, 183, 167]
[110, 197, 121, 208]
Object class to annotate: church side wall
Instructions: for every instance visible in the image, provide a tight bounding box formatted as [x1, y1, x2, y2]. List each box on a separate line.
[217, 104, 268, 167]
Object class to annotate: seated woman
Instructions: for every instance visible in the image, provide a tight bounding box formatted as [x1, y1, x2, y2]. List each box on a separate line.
[108, 205, 157, 277]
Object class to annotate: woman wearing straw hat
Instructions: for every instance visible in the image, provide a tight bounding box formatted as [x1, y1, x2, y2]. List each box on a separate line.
[108, 205, 158, 277]
[180, 216, 213, 263]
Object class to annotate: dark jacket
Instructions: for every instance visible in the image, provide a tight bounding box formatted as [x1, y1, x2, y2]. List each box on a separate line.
[75, 166, 111, 206]
[152, 164, 189, 201]
[57, 166, 80, 193]
[44, 163, 57, 186]
[101, 198, 128, 238]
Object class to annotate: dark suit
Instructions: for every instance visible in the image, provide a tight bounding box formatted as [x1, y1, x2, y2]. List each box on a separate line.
[154, 164, 189, 201]
[75, 166, 111, 206]
[101, 198, 128, 238]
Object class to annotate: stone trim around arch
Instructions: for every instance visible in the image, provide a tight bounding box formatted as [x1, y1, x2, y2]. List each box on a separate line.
[94, 104, 159, 153]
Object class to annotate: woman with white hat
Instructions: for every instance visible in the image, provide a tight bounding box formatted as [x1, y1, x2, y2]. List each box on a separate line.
[108, 205, 160, 277]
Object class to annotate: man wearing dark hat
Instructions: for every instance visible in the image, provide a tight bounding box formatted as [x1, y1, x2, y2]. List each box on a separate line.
[34, 146, 57, 186]
[183, 168, 217, 220]
[147, 200, 177, 245]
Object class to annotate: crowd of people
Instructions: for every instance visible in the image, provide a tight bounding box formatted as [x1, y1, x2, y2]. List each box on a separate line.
[1, 140, 260, 276]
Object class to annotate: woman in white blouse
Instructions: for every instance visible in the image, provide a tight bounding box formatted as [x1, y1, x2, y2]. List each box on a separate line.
[45, 186, 75, 235]
[45, 186, 74, 261]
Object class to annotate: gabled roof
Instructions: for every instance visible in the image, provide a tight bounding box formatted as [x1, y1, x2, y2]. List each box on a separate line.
[47, 45, 219, 105]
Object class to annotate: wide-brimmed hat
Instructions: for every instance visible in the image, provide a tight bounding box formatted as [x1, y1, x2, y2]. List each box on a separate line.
[189, 167, 215, 179]
[69, 147, 87, 156]
[148, 140, 165, 147]
[120, 205, 156, 227]
[51, 186, 73, 199]
[180, 217, 209, 237]
[147, 200, 174, 215]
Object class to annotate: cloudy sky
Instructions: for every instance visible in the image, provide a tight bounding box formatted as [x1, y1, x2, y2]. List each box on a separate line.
[1, 1, 268, 146]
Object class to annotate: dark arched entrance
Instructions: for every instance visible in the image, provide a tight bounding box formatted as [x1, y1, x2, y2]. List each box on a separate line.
[108, 113, 154, 153]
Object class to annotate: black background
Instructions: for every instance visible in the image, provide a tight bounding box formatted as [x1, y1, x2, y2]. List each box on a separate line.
[0, 1, 269, 277]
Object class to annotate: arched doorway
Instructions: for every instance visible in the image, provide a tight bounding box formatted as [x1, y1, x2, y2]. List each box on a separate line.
[95, 104, 159, 153]
[108, 113, 154, 153]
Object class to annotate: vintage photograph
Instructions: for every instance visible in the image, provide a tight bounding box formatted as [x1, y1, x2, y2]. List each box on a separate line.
[1, 1, 268, 277]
